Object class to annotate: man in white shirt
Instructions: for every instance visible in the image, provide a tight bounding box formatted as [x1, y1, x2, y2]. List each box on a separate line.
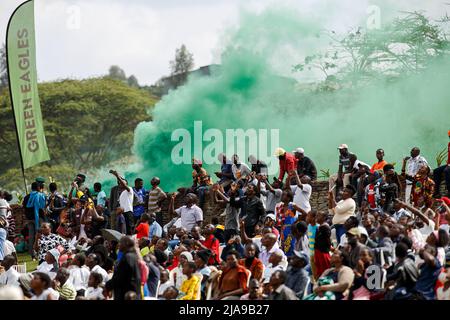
[86, 253, 109, 284]
[259, 233, 287, 269]
[0, 255, 20, 287]
[401, 147, 428, 204]
[328, 185, 356, 242]
[231, 154, 251, 181]
[169, 193, 203, 232]
[288, 171, 312, 215]
[110, 170, 134, 235]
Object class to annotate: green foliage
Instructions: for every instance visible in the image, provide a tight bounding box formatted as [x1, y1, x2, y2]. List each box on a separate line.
[294, 12, 450, 86]
[436, 147, 447, 167]
[0, 77, 158, 191]
[318, 168, 331, 180]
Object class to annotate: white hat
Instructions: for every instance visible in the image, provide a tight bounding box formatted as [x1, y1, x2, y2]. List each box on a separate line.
[338, 144, 348, 149]
[265, 213, 276, 222]
[292, 147, 305, 154]
[273, 147, 286, 157]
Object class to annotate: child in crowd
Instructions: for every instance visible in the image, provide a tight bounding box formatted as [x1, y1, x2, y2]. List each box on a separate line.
[84, 272, 104, 300]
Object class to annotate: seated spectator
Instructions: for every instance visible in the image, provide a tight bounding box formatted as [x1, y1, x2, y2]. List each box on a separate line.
[216, 250, 249, 300]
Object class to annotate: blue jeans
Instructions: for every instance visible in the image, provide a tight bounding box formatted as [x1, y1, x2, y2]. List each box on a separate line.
[197, 186, 209, 208]
[0, 228, 6, 260]
[334, 224, 345, 243]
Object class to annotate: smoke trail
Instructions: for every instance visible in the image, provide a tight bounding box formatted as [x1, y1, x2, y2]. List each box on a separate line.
[104, 4, 450, 192]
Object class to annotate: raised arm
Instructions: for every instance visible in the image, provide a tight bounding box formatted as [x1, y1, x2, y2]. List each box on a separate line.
[110, 170, 131, 192]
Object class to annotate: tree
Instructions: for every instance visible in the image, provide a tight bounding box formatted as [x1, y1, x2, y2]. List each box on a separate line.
[293, 12, 450, 86]
[169, 44, 194, 87]
[0, 43, 9, 91]
[108, 65, 127, 81]
[127, 75, 139, 87]
[0, 77, 159, 190]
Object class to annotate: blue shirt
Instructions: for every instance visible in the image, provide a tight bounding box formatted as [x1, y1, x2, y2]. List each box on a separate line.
[149, 221, 162, 239]
[307, 224, 318, 255]
[415, 258, 441, 300]
[220, 163, 233, 183]
[133, 187, 147, 217]
[96, 190, 107, 207]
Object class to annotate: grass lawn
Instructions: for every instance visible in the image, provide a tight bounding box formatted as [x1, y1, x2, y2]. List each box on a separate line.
[17, 252, 39, 272]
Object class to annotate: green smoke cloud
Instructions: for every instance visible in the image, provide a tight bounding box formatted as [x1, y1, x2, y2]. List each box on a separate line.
[111, 5, 450, 192]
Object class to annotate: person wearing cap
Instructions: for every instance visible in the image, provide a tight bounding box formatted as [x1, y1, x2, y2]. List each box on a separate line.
[329, 144, 352, 198]
[263, 213, 280, 239]
[345, 227, 369, 269]
[293, 148, 317, 181]
[23, 181, 47, 259]
[273, 147, 297, 183]
[285, 250, 309, 299]
[432, 130, 450, 198]
[401, 147, 428, 204]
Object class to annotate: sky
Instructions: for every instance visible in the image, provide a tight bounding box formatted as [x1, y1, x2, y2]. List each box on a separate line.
[0, 0, 448, 86]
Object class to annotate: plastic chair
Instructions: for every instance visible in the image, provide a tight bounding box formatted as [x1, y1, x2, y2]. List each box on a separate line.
[12, 263, 27, 274]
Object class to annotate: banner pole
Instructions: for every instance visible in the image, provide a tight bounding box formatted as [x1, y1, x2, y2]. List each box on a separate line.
[5, 0, 31, 194]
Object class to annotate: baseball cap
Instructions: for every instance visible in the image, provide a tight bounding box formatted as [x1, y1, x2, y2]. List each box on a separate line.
[338, 144, 348, 150]
[265, 213, 276, 222]
[438, 197, 450, 206]
[292, 147, 305, 154]
[347, 227, 361, 236]
[35, 177, 45, 183]
[358, 226, 368, 238]
[273, 147, 286, 157]
[79, 195, 88, 202]
[293, 250, 309, 264]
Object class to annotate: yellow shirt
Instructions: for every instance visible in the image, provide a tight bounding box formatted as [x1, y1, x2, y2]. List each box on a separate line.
[140, 247, 150, 257]
[179, 275, 201, 300]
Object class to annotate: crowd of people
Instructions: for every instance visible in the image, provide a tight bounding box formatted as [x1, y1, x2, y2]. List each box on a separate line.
[0, 130, 450, 301]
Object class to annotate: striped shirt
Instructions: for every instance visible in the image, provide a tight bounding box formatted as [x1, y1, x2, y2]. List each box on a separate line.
[57, 282, 77, 300]
[307, 224, 318, 255]
[147, 187, 165, 213]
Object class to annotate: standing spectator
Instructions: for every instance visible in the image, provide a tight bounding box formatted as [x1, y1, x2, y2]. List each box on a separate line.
[248, 155, 268, 176]
[169, 193, 203, 232]
[411, 165, 435, 209]
[110, 170, 134, 235]
[328, 185, 356, 242]
[132, 178, 147, 224]
[432, 130, 450, 198]
[147, 177, 167, 227]
[240, 185, 265, 238]
[105, 236, 141, 300]
[258, 176, 282, 215]
[46, 183, 66, 231]
[109, 179, 122, 231]
[274, 147, 297, 183]
[92, 182, 107, 209]
[293, 147, 317, 180]
[215, 153, 234, 189]
[214, 183, 242, 243]
[288, 170, 312, 216]
[23, 182, 46, 259]
[371, 148, 388, 173]
[329, 144, 352, 198]
[401, 147, 428, 204]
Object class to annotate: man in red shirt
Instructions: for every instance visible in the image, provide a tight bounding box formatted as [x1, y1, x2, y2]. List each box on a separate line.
[274, 147, 297, 183]
[194, 224, 221, 265]
[433, 130, 450, 198]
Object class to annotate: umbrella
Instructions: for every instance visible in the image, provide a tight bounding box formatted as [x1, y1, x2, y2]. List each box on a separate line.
[101, 229, 124, 242]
